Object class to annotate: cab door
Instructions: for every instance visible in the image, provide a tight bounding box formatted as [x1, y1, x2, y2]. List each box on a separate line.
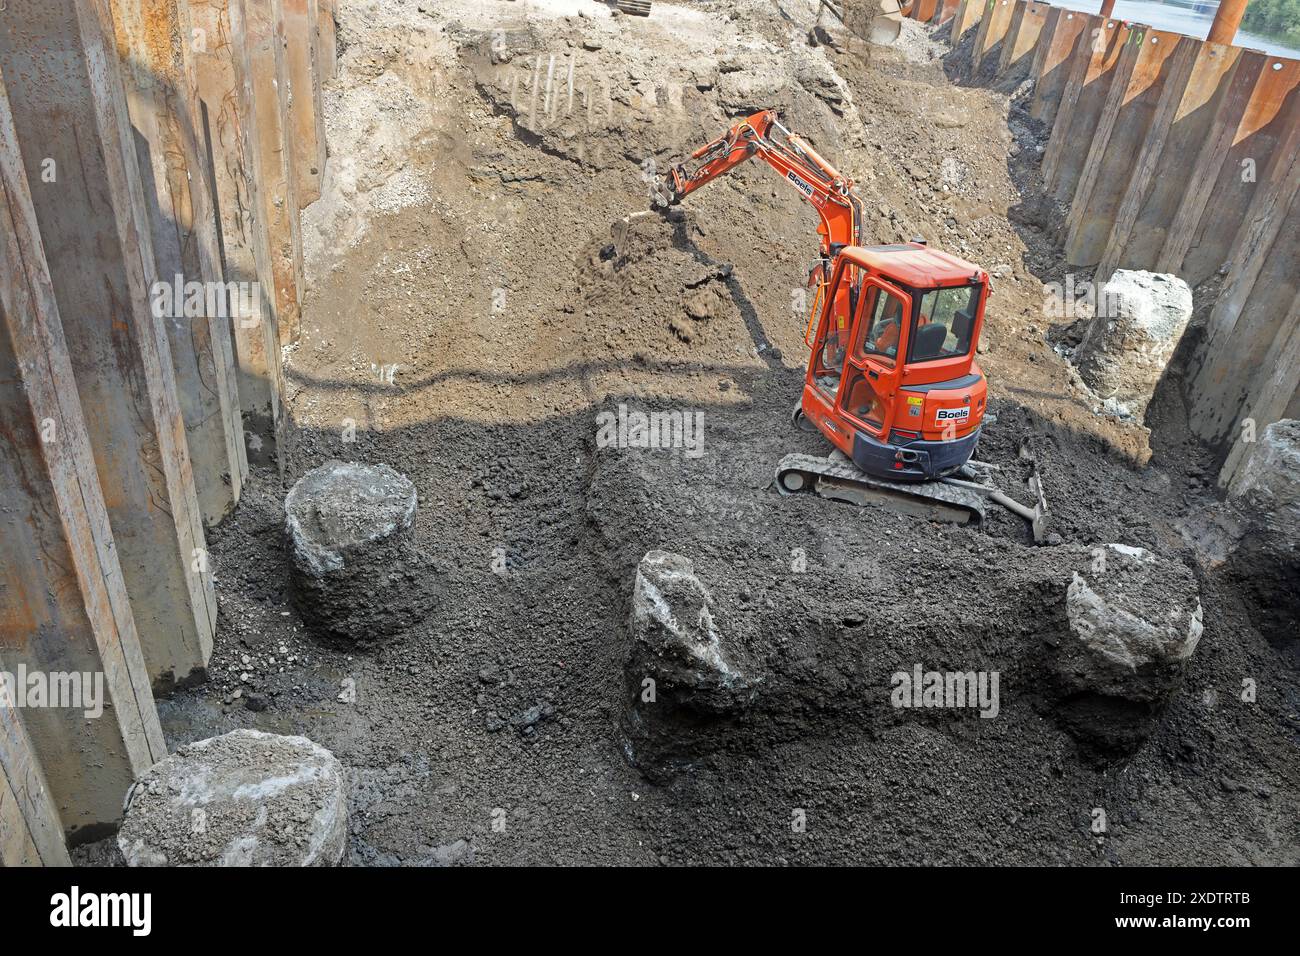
[838, 278, 912, 438]
[804, 258, 861, 407]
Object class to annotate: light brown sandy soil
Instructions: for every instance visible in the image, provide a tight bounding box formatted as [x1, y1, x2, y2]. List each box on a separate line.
[76, 0, 1298, 865]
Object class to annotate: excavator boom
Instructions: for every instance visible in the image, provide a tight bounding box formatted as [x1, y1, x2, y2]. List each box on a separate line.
[658, 110, 864, 257]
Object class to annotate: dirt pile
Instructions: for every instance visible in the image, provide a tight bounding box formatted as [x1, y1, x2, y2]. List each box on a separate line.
[580, 209, 741, 348]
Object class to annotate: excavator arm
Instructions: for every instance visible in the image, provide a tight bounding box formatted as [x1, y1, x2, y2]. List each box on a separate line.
[657, 110, 864, 258]
[656, 110, 866, 347]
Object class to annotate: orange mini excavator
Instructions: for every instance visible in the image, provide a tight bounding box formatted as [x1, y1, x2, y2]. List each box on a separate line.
[658, 109, 1047, 530]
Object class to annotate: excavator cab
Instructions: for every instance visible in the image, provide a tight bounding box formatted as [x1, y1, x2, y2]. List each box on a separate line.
[801, 242, 989, 482]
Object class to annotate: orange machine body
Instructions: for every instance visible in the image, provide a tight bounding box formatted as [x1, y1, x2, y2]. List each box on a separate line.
[801, 243, 989, 480]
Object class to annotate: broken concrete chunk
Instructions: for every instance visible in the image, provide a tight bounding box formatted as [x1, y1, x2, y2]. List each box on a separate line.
[1050, 544, 1203, 750]
[118, 730, 347, 867]
[1226, 419, 1300, 645]
[622, 551, 757, 777]
[1229, 419, 1300, 537]
[1073, 270, 1193, 424]
[629, 550, 753, 699]
[285, 460, 433, 643]
[1061, 545, 1203, 694]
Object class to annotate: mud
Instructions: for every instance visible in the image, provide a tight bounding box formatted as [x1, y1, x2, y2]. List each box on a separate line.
[74, 1, 1298, 866]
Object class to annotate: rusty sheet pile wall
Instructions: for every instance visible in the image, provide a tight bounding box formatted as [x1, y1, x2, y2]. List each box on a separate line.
[0, 0, 335, 861]
[915, 0, 1299, 489]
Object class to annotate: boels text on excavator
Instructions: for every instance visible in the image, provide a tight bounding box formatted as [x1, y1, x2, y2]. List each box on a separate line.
[656, 109, 1048, 533]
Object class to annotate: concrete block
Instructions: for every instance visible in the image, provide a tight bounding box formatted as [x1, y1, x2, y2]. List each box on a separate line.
[1065, 27, 1189, 268]
[622, 551, 758, 778]
[1054, 544, 1203, 751]
[1095, 39, 1243, 281]
[118, 730, 347, 866]
[187, 0, 287, 459]
[0, 71, 166, 839]
[1042, 17, 1132, 201]
[1029, 7, 1088, 124]
[1159, 54, 1300, 286]
[285, 461, 435, 642]
[107, 0, 247, 527]
[0, 0, 217, 691]
[284, 0, 326, 206]
[1074, 270, 1193, 423]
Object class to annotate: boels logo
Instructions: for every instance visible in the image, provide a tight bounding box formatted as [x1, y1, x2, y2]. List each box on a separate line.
[785, 171, 815, 198]
[936, 406, 970, 423]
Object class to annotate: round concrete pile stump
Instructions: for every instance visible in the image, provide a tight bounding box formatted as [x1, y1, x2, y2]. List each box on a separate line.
[1074, 270, 1192, 423]
[117, 730, 347, 866]
[285, 460, 431, 643]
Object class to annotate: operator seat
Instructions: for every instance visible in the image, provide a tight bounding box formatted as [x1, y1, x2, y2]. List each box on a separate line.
[913, 322, 948, 360]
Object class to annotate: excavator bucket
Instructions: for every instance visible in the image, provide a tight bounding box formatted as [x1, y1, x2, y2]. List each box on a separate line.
[616, 1, 653, 17]
[820, 0, 905, 46]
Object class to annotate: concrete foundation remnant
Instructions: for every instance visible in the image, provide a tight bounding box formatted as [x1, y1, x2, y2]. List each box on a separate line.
[1050, 543, 1203, 750]
[1073, 269, 1193, 423]
[285, 460, 432, 642]
[118, 730, 347, 866]
[622, 551, 758, 776]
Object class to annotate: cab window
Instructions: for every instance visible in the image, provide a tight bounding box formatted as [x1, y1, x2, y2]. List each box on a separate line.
[853, 287, 907, 362]
[910, 285, 980, 362]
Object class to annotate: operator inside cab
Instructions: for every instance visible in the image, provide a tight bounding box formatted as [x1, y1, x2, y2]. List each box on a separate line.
[871, 296, 905, 355]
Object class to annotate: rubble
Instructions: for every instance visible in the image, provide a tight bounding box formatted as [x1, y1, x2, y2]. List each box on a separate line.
[117, 730, 348, 867]
[285, 460, 433, 643]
